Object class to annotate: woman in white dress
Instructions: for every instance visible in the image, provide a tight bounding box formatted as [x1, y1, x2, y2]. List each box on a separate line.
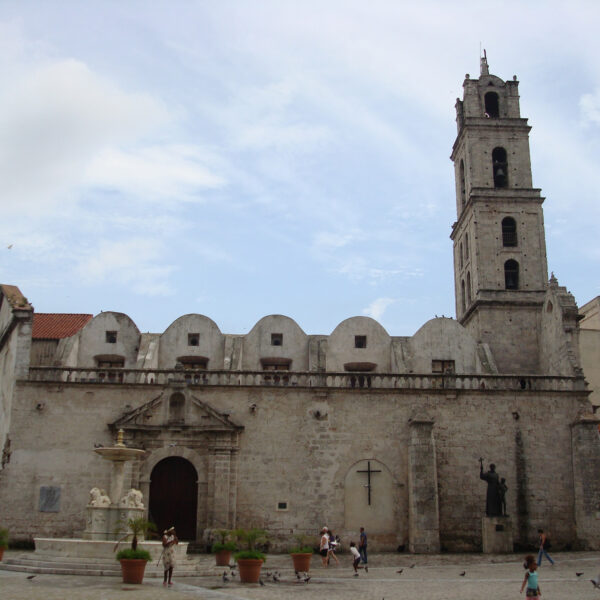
[162, 526, 178, 586]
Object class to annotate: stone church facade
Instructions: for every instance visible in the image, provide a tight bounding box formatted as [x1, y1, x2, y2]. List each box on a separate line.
[1, 58, 599, 553]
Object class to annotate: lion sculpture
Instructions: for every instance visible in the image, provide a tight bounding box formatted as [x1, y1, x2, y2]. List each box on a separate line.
[88, 487, 111, 507]
[120, 488, 144, 508]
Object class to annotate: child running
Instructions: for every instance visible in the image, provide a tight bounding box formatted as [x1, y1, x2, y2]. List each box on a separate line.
[520, 554, 541, 598]
[349, 541, 368, 576]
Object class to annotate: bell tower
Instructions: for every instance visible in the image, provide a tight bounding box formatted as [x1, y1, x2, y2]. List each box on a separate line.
[450, 54, 548, 373]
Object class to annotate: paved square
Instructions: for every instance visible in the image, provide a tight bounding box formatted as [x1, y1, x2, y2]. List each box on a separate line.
[2, 551, 600, 600]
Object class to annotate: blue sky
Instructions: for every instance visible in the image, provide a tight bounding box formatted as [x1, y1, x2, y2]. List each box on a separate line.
[1, 1, 599, 336]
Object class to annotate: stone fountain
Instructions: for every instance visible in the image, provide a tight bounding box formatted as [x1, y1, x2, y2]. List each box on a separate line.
[0, 430, 191, 576]
[83, 429, 146, 541]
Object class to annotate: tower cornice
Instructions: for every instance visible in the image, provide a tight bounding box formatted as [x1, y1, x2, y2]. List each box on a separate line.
[450, 189, 544, 239]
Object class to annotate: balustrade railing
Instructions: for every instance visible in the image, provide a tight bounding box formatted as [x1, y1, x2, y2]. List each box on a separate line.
[26, 366, 586, 392]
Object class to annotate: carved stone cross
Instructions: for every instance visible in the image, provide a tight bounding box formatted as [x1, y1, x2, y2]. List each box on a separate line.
[357, 461, 382, 505]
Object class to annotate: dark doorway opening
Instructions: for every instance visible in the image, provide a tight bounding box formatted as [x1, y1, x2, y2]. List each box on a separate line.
[149, 457, 198, 541]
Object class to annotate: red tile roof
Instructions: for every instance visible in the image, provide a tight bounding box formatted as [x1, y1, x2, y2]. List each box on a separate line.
[32, 313, 93, 340]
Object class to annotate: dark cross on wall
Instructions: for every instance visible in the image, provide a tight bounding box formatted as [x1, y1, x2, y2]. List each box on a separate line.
[357, 461, 382, 505]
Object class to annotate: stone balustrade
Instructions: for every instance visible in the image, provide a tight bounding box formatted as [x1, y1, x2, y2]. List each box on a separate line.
[26, 366, 587, 392]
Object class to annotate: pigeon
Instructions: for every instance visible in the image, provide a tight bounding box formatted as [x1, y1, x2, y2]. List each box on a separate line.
[230, 569, 236, 578]
[296, 571, 301, 580]
[397, 569, 403, 574]
[272, 572, 280, 582]
[266, 571, 272, 577]
[590, 574, 600, 589]
[459, 571, 466, 577]
[222, 571, 230, 583]
[259, 578, 265, 586]
[27, 575, 36, 580]
[409, 563, 416, 568]
[576, 572, 584, 577]
[304, 574, 311, 583]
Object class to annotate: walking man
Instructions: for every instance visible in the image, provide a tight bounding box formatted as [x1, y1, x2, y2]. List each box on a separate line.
[358, 527, 367, 565]
[537, 528, 554, 566]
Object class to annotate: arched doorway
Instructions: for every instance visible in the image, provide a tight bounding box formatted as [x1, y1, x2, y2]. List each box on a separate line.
[149, 457, 198, 540]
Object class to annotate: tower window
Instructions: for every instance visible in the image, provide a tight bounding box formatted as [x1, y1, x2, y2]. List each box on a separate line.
[467, 271, 472, 304]
[459, 242, 463, 269]
[492, 147, 508, 188]
[354, 335, 367, 348]
[502, 217, 517, 246]
[484, 92, 500, 118]
[504, 259, 519, 290]
[271, 333, 283, 346]
[459, 160, 466, 208]
[465, 233, 469, 259]
[188, 333, 199, 346]
[105, 331, 117, 344]
[461, 280, 466, 313]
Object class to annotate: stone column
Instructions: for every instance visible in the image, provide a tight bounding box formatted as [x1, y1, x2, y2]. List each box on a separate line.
[408, 417, 440, 553]
[207, 439, 234, 529]
[571, 415, 600, 549]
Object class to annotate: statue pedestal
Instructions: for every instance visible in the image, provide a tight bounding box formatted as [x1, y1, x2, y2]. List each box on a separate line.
[482, 516, 513, 553]
[82, 505, 145, 541]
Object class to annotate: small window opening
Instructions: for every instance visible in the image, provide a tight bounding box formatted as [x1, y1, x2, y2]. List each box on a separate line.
[271, 333, 283, 346]
[502, 217, 517, 246]
[354, 335, 367, 348]
[484, 92, 500, 118]
[459, 160, 466, 208]
[465, 233, 469, 259]
[105, 331, 117, 344]
[467, 272, 472, 304]
[504, 259, 519, 290]
[459, 242, 463, 269]
[188, 333, 199, 346]
[546, 301, 553, 313]
[461, 280, 466, 313]
[492, 147, 508, 188]
[277, 501, 288, 511]
[432, 360, 455, 374]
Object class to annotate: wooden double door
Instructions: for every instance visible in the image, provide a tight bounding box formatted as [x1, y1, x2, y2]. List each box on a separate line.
[149, 457, 198, 540]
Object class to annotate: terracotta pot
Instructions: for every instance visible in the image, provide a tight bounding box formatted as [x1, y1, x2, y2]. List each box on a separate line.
[236, 558, 263, 583]
[290, 552, 312, 572]
[215, 549, 232, 566]
[119, 558, 148, 584]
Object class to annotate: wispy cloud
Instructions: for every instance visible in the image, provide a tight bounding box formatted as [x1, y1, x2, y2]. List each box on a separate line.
[76, 239, 176, 296]
[84, 144, 226, 201]
[362, 297, 396, 320]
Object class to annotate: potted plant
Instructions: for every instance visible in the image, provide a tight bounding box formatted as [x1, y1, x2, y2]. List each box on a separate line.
[289, 534, 314, 572]
[0, 527, 8, 562]
[233, 528, 268, 583]
[114, 517, 155, 584]
[212, 529, 237, 566]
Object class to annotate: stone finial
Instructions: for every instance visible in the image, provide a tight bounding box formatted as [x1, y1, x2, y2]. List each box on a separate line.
[116, 429, 125, 447]
[549, 272, 558, 285]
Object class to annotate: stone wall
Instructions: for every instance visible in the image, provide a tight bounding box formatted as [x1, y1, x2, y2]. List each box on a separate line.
[0, 379, 594, 551]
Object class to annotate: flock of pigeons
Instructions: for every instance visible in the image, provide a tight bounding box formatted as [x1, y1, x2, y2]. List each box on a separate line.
[221, 567, 311, 585]
[218, 564, 600, 589]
